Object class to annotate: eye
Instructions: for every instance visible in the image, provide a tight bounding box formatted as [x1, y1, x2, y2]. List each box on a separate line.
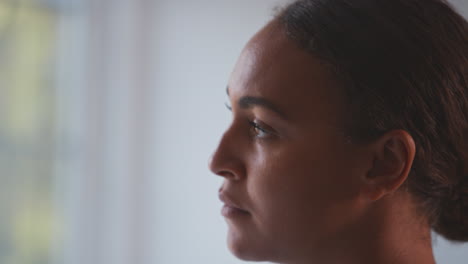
[248, 120, 272, 139]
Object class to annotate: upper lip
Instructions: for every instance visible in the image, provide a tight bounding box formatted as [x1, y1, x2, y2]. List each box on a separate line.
[218, 191, 249, 213]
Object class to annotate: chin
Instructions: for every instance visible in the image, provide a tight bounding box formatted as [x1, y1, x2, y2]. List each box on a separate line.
[228, 242, 268, 262]
[226, 230, 277, 262]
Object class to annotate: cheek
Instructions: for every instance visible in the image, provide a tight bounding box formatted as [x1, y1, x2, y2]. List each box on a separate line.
[245, 139, 360, 240]
[250, 139, 356, 201]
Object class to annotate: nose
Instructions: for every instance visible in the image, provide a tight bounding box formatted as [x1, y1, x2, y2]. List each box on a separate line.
[208, 128, 245, 181]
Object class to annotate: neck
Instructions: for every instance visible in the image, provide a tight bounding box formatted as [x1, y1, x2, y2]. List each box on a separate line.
[284, 193, 436, 264]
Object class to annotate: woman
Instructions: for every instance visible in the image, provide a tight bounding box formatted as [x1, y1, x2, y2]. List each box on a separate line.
[209, 0, 468, 263]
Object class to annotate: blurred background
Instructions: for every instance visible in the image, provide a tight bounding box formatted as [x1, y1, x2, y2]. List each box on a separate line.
[0, 0, 467, 263]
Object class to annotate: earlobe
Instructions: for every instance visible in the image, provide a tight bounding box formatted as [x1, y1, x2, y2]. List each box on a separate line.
[362, 130, 416, 201]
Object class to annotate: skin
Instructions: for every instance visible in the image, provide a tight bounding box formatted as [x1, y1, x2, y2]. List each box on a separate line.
[209, 20, 436, 264]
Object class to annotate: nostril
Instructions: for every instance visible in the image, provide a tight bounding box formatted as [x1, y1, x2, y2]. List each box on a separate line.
[208, 149, 245, 181]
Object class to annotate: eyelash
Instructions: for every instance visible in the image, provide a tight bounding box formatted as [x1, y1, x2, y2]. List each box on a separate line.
[225, 102, 274, 139]
[248, 120, 271, 139]
[224, 100, 272, 139]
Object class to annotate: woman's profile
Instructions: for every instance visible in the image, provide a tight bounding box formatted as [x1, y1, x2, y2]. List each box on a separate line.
[209, 0, 468, 263]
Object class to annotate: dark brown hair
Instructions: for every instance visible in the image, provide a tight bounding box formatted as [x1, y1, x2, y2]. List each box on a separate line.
[277, 0, 468, 241]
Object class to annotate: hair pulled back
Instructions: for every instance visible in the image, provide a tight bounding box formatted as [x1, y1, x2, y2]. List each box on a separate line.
[277, 0, 468, 241]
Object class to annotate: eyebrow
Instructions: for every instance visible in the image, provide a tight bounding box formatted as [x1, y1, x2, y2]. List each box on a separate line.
[226, 86, 288, 120]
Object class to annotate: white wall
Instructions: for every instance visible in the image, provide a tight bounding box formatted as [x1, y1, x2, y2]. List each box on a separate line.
[149, 1, 286, 263]
[149, 1, 468, 264]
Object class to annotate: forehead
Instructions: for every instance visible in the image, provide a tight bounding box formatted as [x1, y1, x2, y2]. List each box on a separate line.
[228, 21, 346, 126]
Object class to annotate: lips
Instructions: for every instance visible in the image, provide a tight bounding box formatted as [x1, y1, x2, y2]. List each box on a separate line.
[218, 191, 250, 214]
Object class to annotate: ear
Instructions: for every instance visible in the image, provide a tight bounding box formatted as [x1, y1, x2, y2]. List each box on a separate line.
[361, 129, 416, 201]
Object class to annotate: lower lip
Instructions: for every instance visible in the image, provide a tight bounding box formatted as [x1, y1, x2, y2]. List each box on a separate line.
[221, 205, 250, 218]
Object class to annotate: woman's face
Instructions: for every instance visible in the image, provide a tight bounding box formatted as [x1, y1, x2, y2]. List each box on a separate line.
[209, 21, 370, 263]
